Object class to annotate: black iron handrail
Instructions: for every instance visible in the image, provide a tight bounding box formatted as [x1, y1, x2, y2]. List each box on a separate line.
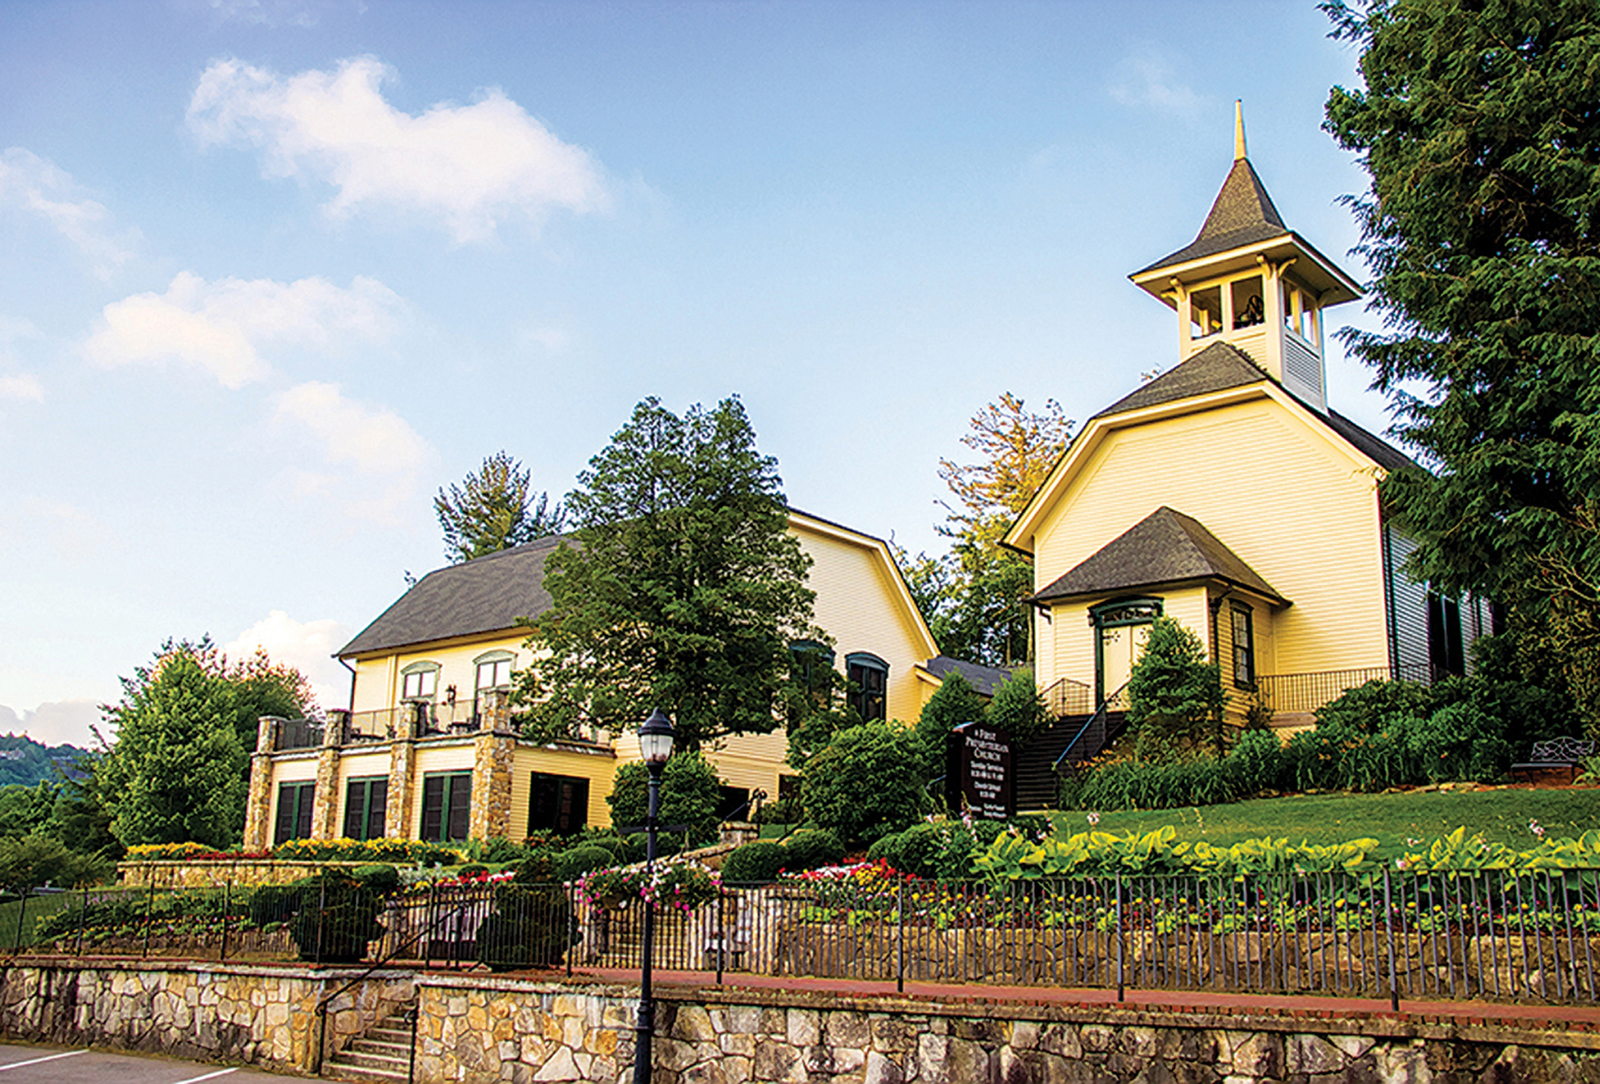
[1052, 682, 1128, 774]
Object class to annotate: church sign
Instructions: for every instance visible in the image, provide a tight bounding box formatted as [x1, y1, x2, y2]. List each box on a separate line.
[945, 722, 1013, 821]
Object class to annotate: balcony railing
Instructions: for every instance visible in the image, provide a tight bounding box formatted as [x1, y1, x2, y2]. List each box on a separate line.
[270, 692, 514, 752]
[1251, 662, 1441, 716]
[1042, 677, 1095, 719]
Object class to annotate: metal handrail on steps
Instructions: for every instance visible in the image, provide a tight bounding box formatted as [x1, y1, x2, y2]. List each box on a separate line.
[309, 885, 525, 1079]
[1051, 682, 1129, 776]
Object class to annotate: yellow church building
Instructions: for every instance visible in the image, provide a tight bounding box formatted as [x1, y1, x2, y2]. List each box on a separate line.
[240, 508, 986, 851]
[1004, 109, 1490, 801]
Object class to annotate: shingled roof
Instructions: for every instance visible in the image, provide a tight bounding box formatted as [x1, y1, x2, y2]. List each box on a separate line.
[922, 655, 1013, 698]
[1086, 341, 1414, 471]
[1033, 507, 1285, 605]
[1137, 157, 1289, 276]
[1094, 341, 1267, 418]
[338, 535, 569, 658]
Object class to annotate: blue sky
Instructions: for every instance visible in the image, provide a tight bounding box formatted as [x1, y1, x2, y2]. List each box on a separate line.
[0, 0, 1393, 746]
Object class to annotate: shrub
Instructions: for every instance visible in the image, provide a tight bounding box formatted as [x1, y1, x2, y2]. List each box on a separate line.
[987, 670, 1049, 748]
[480, 837, 536, 864]
[554, 845, 615, 884]
[1313, 679, 1433, 736]
[867, 823, 945, 879]
[754, 794, 802, 825]
[608, 751, 723, 847]
[1228, 729, 1285, 795]
[576, 831, 635, 865]
[475, 882, 574, 972]
[287, 868, 389, 963]
[720, 840, 788, 884]
[801, 721, 926, 845]
[1126, 617, 1226, 760]
[912, 674, 989, 779]
[781, 829, 844, 872]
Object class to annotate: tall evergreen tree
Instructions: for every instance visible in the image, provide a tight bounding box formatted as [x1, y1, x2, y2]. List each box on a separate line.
[515, 397, 819, 750]
[436, 451, 565, 564]
[1324, 0, 1600, 708]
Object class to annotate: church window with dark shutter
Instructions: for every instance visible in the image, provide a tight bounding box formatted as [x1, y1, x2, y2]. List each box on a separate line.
[845, 652, 888, 722]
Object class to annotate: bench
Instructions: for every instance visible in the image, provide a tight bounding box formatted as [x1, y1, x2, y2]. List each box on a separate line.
[1511, 737, 1596, 785]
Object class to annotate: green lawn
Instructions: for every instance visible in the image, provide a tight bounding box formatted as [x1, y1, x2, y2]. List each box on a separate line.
[1052, 786, 1600, 860]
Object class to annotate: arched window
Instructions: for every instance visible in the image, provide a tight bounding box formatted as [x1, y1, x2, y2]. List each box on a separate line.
[400, 660, 440, 702]
[789, 640, 835, 717]
[845, 652, 889, 722]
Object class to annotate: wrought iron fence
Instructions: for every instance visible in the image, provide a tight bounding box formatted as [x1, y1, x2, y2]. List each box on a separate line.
[1253, 663, 1441, 716]
[20, 868, 1600, 1005]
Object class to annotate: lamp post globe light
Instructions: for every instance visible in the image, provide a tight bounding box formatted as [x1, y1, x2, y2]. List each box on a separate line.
[632, 708, 675, 1084]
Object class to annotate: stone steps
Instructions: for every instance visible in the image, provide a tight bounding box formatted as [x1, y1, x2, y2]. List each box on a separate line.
[322, 1007, 414, 1084]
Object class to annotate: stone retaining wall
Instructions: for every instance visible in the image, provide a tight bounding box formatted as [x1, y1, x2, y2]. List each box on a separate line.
[416, 973, 1600, 1084]
[116, 859, 373, 889]
[0, 958, 412, 1073]
[4, 959, 1600, 1082]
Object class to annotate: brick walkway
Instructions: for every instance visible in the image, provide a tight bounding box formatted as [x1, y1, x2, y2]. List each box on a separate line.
[566, 965, 1600, 1032]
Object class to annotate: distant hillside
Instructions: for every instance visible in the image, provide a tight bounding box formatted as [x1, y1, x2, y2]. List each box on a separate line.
[0, 733, 91, 786]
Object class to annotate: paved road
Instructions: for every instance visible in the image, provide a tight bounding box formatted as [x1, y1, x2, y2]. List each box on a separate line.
[0, 1045, 299, 1084]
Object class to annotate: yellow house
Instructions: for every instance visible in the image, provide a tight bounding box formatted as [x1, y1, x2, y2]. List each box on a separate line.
[241, 508, 950, 851]
[1003, 110, 1491, 799]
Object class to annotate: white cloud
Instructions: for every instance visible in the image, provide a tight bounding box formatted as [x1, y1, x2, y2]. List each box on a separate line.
[1108, 51, 1204, 117]
[0, 700, 100, 748]
[187, 56, 610, 243]
[224, 610, 352, 713]
[0, 147, 139, 279]
[84, 271, 402, 389]
[275, 381, 432, 522]
[0, 374, 43, 401]
[204, 0, 319, 28]
[276, 381, 429, 473]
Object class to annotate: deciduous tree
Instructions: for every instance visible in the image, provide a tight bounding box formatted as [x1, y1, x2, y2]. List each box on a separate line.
[97, 645, 248, 848]
[907, 394, 1074, 667]
[516, 397, 819, 750]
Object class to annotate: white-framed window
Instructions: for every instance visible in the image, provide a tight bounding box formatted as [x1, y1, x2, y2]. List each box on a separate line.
[474, 651, 514, 693]
[401, 662, 439, 701]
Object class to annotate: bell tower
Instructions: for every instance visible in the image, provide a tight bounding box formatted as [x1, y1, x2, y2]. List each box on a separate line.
[1128, 103, 1362, 414]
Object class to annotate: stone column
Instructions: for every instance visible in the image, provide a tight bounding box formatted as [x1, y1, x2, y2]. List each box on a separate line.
[469, 730, 516, 840]
[311, 718, 344, 840]
[242, 716, 282, 852]
[386, 736, 417, 839]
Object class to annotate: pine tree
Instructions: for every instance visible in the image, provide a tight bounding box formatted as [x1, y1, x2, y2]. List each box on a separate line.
[436, 451, 565, 563]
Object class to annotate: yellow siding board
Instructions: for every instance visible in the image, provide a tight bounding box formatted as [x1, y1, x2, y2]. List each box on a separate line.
[351, 636, 528, 716]
[1033, 400, 1387, 690]
[510, 745, 617, 836]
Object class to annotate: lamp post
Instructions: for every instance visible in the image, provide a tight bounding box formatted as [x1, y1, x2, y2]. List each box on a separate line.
[632, 707, 675, 1084]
